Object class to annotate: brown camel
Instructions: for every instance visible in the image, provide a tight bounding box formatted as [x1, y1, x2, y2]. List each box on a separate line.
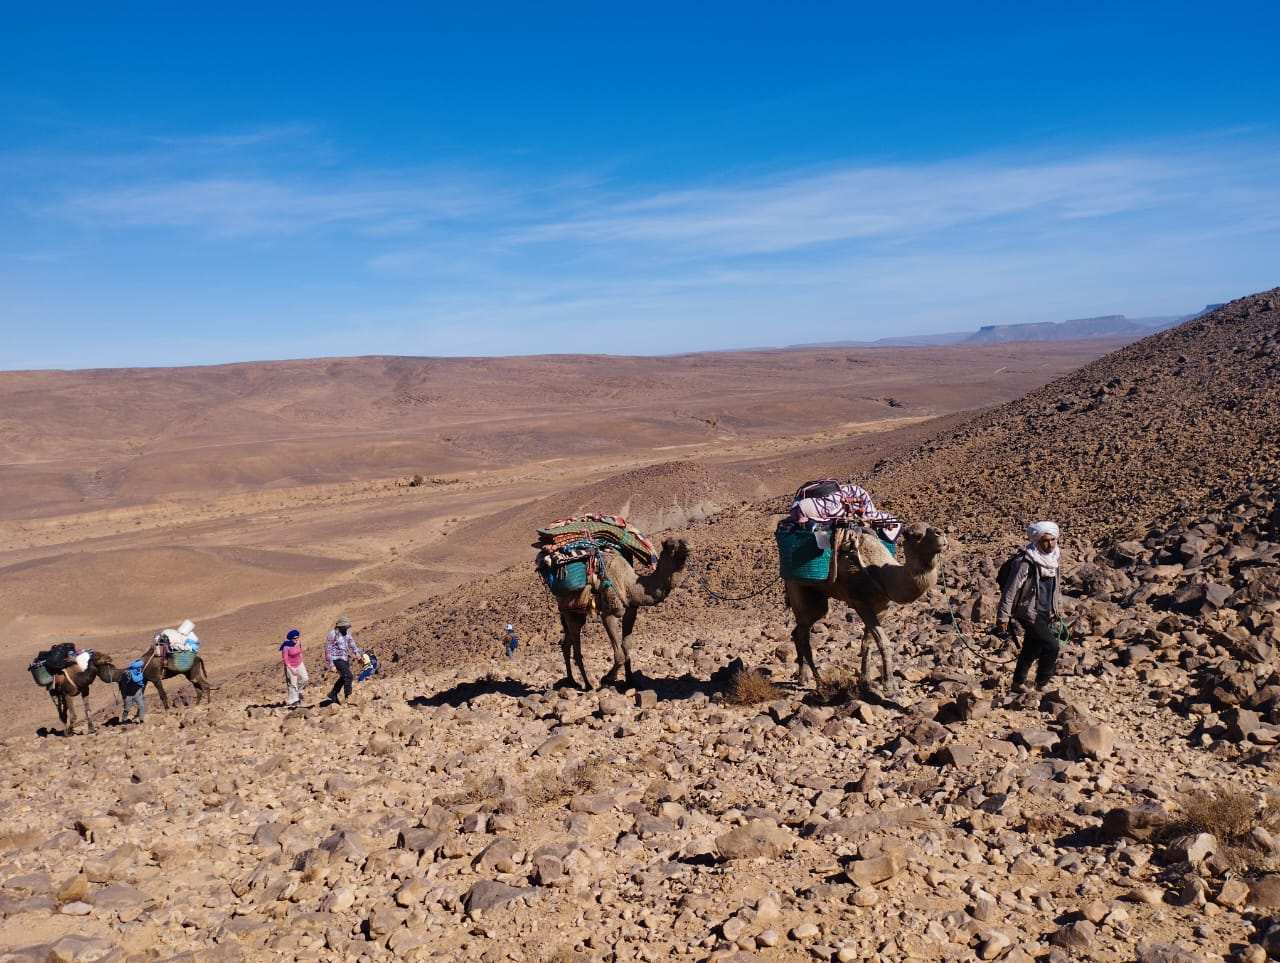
[784, 522, 948, 694]
[46, 652, 120, 735]
[141, 646, 212, 708]
[555, 537, 690, 690]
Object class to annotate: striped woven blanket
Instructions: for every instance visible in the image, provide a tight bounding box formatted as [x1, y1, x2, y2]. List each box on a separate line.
[533, 513, 658, 569]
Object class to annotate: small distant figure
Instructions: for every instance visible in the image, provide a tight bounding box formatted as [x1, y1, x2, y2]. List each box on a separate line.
[357, 651, 380, 682]
[325, 616, 364, 705]
[502, 623, 519, 659]
[280, 629, 309, 707]
[996, 520, 1064, 694]
[119, 658, 148, 724]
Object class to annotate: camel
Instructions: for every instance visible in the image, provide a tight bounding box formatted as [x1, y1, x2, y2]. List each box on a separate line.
[141, 645, 212, 709]
[555, 537, 690, 690]
[784, 521, 948, 694]
[45, 652, 120, 735]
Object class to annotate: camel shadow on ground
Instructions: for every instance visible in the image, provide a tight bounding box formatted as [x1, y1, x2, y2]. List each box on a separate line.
[409, 670, 727, 709]
[410, 678, 539, 708]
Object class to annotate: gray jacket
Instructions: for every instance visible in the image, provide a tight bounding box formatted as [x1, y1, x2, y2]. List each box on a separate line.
[997, 552, 1062, 624]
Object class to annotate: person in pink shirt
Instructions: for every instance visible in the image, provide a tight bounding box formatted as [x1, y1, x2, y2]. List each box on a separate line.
[279, 629, 309, 707]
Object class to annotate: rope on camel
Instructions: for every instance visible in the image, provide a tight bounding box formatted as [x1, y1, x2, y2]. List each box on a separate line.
[936, 557, 1019, 666]
[689, 558, 779, 603]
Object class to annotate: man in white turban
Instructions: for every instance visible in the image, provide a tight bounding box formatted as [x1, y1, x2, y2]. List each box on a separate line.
[996, 521, 1064, 693]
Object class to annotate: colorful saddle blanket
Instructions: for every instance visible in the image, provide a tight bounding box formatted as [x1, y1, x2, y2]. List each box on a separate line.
[533, 513, 658, 570]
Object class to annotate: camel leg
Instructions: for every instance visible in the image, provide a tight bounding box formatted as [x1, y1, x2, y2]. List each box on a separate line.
[872, 626, 898, 695]
[619, 607, 639, 685]
[191, 661, 211, 704]
[558, 611, 591, 690]
[785, 584, 827, 685]
[64, 690, 80, 735]
[859, 626, 897, 696]
[82, 693, 96, 733]
[51, 688, 69, 731]
[152, 676, 171, 710]
[598, 612, 627, 688]
[572, 636, 592, 691]
[859, 627, 874, 691]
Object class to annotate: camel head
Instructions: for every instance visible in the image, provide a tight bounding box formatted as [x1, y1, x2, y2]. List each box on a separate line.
[900, 523, 947, 565]
[89, 652, 120, 684]
[659, 537, 690, 571]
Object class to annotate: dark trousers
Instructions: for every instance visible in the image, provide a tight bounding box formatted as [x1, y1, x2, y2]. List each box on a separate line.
[328, 659, 353, 701]
[1012, 615, 1060, 687]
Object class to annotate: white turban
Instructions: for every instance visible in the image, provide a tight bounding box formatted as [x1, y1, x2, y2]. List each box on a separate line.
[1027, 521, 1059, 542]
[1025, 521, 1060, 574]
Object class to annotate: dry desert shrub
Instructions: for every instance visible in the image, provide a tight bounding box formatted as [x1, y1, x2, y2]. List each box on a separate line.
[525, 755, 612, 807]
[725, 667, 782, 705]
[1176, 788, 1260, 838]
[537, 947, 577, 963]
[814, 668, 860, 705]
[1167, 787, 1280, 871]
[437, 771, 489, 807]
[568, 755, 609, 792]
[523, 768, 569, 807]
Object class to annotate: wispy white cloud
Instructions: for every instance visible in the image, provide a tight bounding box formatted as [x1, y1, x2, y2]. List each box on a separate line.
[5, 127, 1278, 366]
[515, 150, 1256, 256]
[48, 175, 503, 238]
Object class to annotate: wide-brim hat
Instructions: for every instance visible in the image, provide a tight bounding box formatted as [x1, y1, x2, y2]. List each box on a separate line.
[335, 616, 352, 628]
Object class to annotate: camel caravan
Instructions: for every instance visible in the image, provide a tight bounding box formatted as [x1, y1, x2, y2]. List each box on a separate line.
[536, 479, 946, 697]
[27, 618, 211, 735]
[27, 481, 942, 734]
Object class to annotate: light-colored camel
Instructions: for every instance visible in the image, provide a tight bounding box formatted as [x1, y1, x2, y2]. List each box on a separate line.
[555, 537, 690, 690]
[45, 652, 120, 735]
[784, 522, 948, 694]
[141, 645, 212, 708]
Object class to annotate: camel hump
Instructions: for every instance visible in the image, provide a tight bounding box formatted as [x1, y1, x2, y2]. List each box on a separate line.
[848, 529, 895, 569]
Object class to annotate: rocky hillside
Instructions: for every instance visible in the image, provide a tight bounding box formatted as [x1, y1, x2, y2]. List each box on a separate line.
[876, 288, 1280, 548]
[2, 289, 1280, 962]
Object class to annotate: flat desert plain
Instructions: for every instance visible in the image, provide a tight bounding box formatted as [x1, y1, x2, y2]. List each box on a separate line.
[1, 341, 1122, 736]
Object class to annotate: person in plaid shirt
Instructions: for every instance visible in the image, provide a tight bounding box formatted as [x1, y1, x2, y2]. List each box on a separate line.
[324, 616, 364, 705]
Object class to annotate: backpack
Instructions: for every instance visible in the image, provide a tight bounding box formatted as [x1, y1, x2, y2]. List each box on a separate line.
[996, 550, 1027, 594]
[37, 642, 78, 673]
[126, 659, 146, 686]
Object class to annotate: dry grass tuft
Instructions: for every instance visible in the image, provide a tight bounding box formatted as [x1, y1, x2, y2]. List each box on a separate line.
[725, 667, 782, 705]
[1166, 788, 1280, 872]
[567, 756, 609, 793]
[537, 947, 577, 963]
[815, 668, 861, 705]
[437, 771, 489, 807]
[523, 769, 569, 807]
[1175, 788, 1261, 839]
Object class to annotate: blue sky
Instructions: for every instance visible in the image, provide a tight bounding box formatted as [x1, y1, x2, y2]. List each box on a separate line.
[2, 3, 1278, 369]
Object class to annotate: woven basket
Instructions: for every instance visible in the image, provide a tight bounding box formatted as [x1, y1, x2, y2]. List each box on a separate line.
[29, 663, 53, 687]
[166, 650, 197, 672]
[553, 560, 589, 593]
[776, 526, 833, 581]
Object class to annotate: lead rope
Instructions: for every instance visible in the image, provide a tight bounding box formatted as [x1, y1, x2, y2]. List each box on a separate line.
[689, 558, 779, 602]
[936, 557, 1019, 666]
